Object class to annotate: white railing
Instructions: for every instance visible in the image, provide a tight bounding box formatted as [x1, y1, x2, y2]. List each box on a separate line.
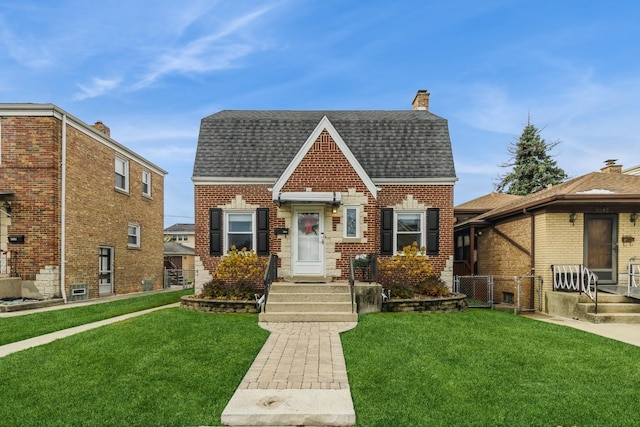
[628, 257, 640, 297]
[552, 264, 598, 305]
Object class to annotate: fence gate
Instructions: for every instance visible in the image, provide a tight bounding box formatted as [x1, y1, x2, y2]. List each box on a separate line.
[454, 275, 493, 308]
[514, 275, 543, 313]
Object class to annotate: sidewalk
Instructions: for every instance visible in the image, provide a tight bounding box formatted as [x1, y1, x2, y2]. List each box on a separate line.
[221, 321, 357, 427]
[521, 312, 640, 347]
[0, 302, 180, 358]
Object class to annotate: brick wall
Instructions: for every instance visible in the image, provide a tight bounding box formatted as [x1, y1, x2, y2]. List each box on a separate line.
[0, 116, 61, 278]
[0, 113, 164, 299]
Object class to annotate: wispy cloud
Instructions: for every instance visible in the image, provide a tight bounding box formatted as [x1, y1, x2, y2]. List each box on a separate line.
[132, 5, 274, 90]
[74, 77, 122, 101]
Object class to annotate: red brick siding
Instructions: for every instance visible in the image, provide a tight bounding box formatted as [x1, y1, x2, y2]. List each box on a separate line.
[0, 115, 164, 298]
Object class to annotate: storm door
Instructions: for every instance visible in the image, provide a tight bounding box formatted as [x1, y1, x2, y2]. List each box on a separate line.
[99, 246, 114, 295]
[292, 206, 325, 276]
[584, 214, 617, 284]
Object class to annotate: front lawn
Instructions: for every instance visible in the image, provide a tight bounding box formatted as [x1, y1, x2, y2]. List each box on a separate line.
[342, 310, 640, 427]
[0, 288, 193, 346]
[0, 309, 268, 426]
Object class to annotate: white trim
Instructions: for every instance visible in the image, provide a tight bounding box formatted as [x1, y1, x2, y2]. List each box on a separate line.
[115, 156, 130, 193]
[142, 169, 152, 197]
[275, 191, 341, 204]
[373, 178, 458, 185]
[127, 222, 141, 248]
[343, 205, 360, 238]
[192, 177, 275, 185]
[224, 210, 256, 253]
[272, 116, 378, 198]
[394, 210, 425, 254]
[0, 104, 167, 176]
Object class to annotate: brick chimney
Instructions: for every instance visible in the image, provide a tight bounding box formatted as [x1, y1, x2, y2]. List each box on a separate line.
[93, 121, 110, 138]
[600, 159, 622, 174]
[412, 89, 430, 111]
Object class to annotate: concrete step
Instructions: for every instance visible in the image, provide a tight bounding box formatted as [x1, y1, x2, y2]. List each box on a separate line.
[268, 292, 352, 303]
[259, 312, 358, 322]
[266, 301, 353, 313]
[270, 283, 350, 294]
[579, 293, 635, 303]
[580, 302, 640, 314]
[583, 312, 640, 324]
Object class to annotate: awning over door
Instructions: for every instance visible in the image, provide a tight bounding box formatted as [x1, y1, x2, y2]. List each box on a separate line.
[274, 191, 341, 205]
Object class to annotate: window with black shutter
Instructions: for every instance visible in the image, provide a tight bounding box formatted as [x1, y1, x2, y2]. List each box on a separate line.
[209, 208, 223, 255]
[426, 208, 440, 255]
[256, 208, 269, 255]
[380, 208, 394, 255]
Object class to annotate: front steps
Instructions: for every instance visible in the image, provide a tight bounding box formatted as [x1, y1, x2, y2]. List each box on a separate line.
[259, 282, 357, 322]
[577, 293, 640, 324]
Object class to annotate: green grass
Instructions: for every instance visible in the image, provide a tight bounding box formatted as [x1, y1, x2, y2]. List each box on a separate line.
[342, 310, 640, 427]
[0, 288, 192, 346]
[0, 309, 268, 427]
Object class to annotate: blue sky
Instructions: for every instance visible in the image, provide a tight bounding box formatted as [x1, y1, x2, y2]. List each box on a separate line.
[2, 1, 640, 227]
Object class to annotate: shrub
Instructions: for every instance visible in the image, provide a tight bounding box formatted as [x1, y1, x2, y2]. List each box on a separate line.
[215, 246, 264, 283]
[416, 275, 449, 298]
[378, 242, 434, 289]
[199, 279, 257, 301]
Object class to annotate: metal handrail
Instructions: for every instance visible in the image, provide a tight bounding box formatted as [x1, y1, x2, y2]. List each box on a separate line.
[628, 257, 640, 297]
[552, 264, 599, 313]
[349, 255, 356, 313]
[261, 254, 277, 313]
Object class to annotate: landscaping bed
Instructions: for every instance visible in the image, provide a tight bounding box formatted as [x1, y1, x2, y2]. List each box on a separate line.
[382, 292, 467, 312]
[180, 296, 258, 313]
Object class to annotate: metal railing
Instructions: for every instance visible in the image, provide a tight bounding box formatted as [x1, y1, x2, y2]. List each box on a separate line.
[261, 254, 278, 313]
[552, 264, 598, 313]
[628, 257, 640, 297]
[515, 275, 543, 313]
[163, 268, 195, 289]
[349, 255, 356, 313]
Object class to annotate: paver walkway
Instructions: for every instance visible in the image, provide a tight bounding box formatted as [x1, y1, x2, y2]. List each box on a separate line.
[221, 321, 357, 427]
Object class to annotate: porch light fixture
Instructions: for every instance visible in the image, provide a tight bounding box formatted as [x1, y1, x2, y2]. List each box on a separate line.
[3, 201, 11, 214]
[631, 212, 638, 226]
[569, 213, 577, 225]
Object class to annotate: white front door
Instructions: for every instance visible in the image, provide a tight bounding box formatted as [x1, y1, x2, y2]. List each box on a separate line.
[99, 246, 114, 295]
[292, 206, 325, 276]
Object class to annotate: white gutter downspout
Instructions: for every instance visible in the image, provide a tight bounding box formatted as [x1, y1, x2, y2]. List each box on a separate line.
[60, 114, 68, 303]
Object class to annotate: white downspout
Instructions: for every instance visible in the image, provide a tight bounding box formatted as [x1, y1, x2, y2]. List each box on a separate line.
[60, 114, 68, 303]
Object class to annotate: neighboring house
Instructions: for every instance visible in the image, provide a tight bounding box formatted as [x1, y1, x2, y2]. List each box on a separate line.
[164, 223, 195, 248]
[0, 104, 167, 301]
[454, 160, 640, 314]
[192, 90, 457, 291]
[453, 192, 522, 276]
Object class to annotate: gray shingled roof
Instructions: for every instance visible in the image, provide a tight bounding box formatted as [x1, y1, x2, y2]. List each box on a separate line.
[193, 110, 456, 180]
[164, 223, 195, 233]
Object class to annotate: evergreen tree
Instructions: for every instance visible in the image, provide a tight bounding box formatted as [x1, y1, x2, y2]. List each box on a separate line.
[495, 121, 567, 195]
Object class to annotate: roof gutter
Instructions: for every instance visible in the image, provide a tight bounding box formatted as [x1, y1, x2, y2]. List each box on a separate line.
[60, 114, 68, 304]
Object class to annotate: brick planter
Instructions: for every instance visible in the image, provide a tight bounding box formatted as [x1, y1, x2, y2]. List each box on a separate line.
[180, 296, 258, 313]
[382, 293, 468, 313]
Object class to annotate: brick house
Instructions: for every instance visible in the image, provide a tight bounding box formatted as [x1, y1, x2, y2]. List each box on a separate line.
[192, 90, 457, 292]
[0, 104, 167, 301]
[454, 160, 640, 317]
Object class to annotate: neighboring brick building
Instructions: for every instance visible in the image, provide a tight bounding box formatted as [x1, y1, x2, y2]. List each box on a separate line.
[454, 160, 640, 313]
[0, 104, 167, 301]
[192, 90, 457, 291]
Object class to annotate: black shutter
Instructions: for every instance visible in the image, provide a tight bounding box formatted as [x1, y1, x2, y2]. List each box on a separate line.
[209, 208, 223, 256]
[426, 208, 440, 255]
[380, 208, 394, 255]
[256, 208, 269, 255]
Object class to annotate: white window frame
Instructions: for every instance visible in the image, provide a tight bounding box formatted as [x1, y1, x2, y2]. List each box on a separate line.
[127, 223, 141, 248]
[394, 211, 425, 253]
[343, 205, 360, 238]
[142, 170, 151, 197]
[224, 211, 256, 252]
[115, 156, 129, 192]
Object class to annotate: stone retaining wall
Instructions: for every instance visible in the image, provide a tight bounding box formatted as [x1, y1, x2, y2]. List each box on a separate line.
[180, 296, 258, 313]
[382, 293, 467, 313]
